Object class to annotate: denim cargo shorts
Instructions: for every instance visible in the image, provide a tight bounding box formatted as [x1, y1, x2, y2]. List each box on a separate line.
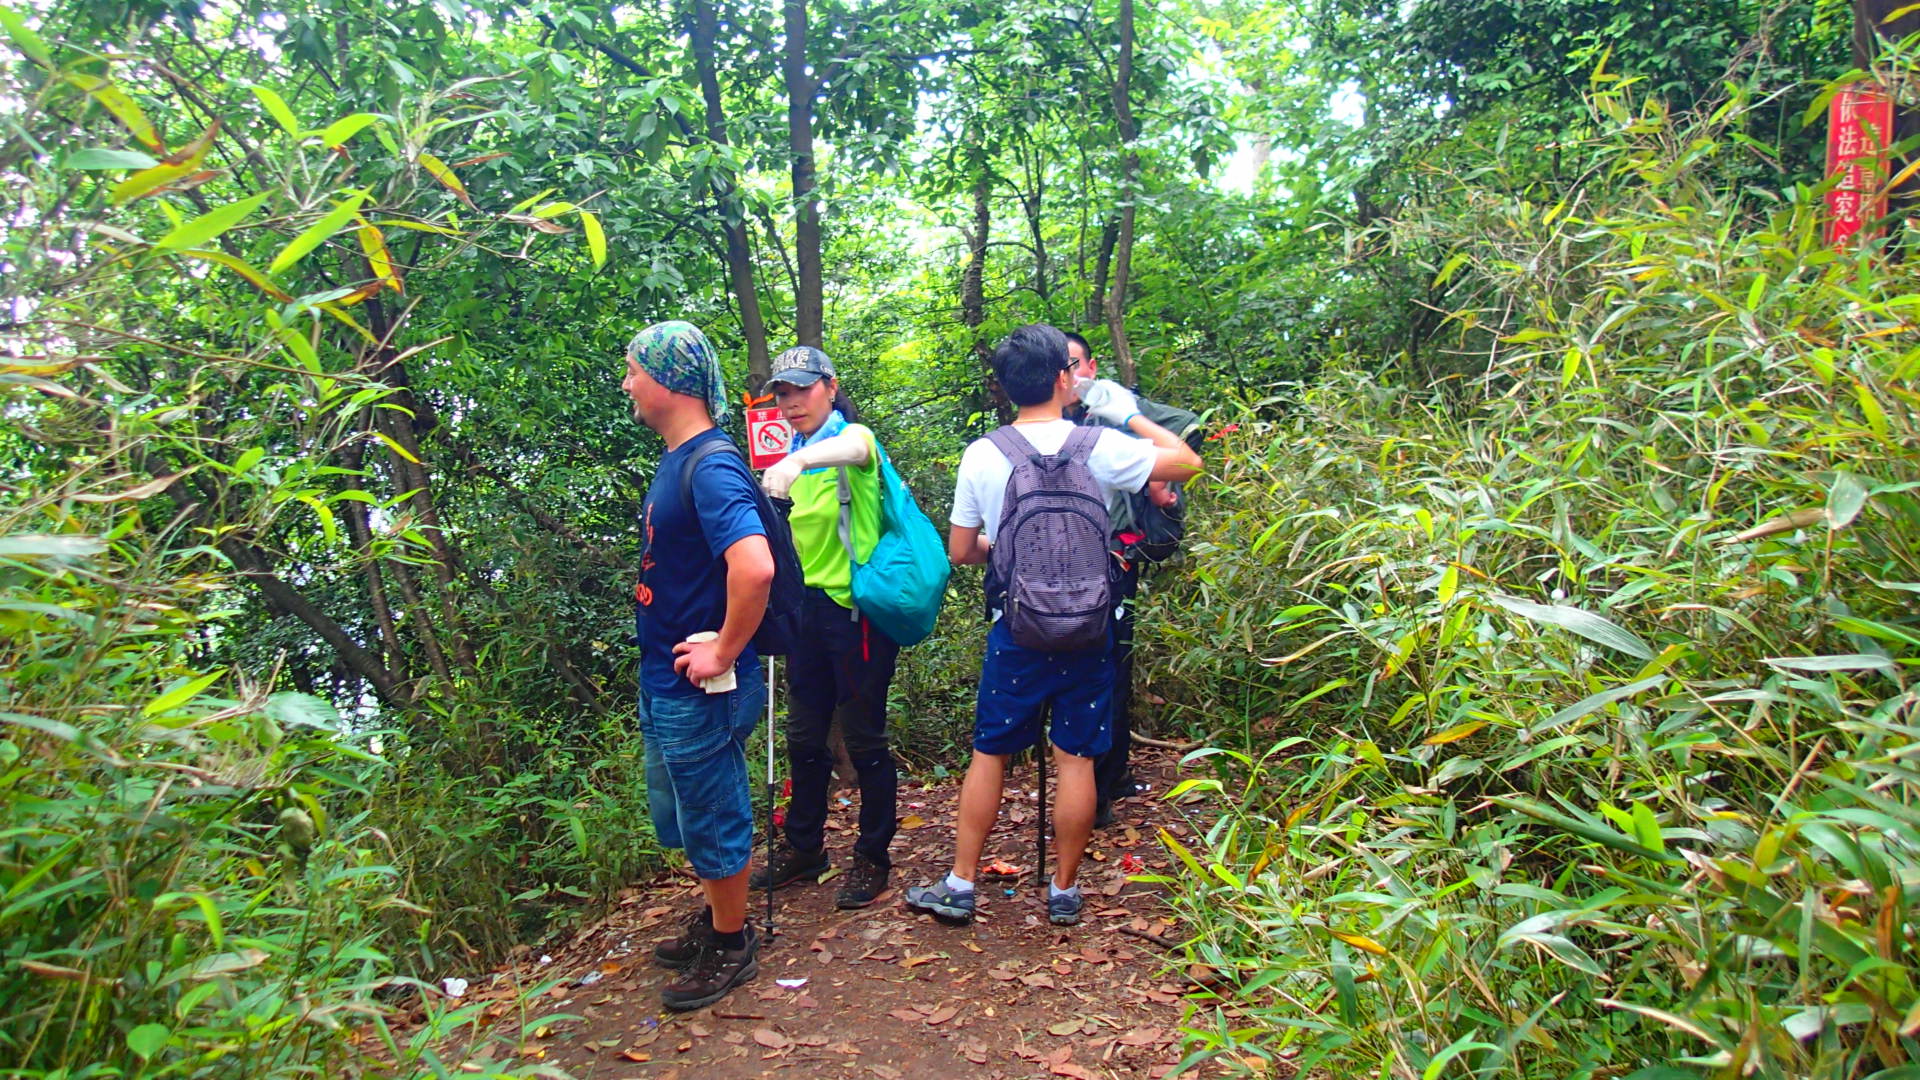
[637, 658, 766, 880]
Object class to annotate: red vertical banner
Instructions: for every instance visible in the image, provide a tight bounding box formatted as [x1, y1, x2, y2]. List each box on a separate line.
[1826, 86, 1896, 248]
[746, 406, 792, 470]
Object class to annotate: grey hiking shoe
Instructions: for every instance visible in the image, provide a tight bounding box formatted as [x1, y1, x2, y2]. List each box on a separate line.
[652, 906, 710, 970]
[904, 879, 976, 925]
[661, 923, 759, 1012]
[1048, 887, 1084, 926]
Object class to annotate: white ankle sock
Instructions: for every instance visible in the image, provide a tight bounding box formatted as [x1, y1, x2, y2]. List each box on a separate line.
[944, 872, 974, 894]
[1049, 881, 1079, 900]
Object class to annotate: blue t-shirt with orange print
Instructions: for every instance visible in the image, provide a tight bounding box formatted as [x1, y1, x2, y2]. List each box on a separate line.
[634, 427, 764, 698]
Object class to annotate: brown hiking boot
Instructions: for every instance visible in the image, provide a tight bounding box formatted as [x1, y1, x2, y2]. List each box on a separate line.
[749, 843, 828, 890]
[834, 855, 889, 909]
[661, 923, 760, 1012]
[652, 906, 710, 971]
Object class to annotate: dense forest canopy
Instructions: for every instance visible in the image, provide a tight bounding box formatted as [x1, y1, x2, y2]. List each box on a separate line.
[5, 0, 1920, 1077]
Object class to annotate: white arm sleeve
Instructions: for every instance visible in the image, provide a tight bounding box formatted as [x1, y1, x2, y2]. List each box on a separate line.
[789, 430, 872, 470]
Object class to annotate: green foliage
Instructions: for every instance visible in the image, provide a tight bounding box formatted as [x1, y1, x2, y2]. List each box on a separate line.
[5, 0, 1888, 1073]
[1147, 78, 1920, 1078]
[0, 15, 649, 1074]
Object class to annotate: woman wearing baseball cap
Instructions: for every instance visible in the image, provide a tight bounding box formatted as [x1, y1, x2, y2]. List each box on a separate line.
[750, 345, 900, 908]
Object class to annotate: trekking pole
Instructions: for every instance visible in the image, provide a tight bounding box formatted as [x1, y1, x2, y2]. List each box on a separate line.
[1035, 706, 1048, 892]
[766, 493, 794, 942]
[766, 655, 778, 939]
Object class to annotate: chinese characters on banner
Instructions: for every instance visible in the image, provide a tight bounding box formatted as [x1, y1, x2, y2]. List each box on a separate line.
[1826, 86, 1895, 248]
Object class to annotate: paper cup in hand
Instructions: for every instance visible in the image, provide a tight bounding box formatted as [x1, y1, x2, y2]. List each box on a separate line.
[682, 631, 736, 694]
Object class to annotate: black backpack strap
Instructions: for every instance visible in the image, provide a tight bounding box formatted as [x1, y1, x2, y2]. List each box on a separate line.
[679, 437, 741, 519]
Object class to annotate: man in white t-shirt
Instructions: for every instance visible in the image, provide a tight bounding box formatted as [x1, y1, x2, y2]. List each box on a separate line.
[905, 324, 1201, 928]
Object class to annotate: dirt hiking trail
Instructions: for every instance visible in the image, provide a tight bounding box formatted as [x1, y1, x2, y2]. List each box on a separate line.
[425, 749, 1257, 1080]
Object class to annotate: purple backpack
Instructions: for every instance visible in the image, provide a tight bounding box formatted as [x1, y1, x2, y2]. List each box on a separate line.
[986, 425, 1116, 652]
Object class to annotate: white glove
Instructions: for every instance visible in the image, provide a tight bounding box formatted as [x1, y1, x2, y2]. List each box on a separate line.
[1079, 378, 1138, 427]
[761, 454, 805, 499]
[759, 431, 872, 499]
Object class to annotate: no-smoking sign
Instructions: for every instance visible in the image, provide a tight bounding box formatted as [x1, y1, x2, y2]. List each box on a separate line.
[746, 406, 792, 470]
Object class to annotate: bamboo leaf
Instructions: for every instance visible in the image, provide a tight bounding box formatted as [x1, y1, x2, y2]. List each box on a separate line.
[70, 472, 186, 503]
[373, 430, 421, 464]
[1487, 795, 1678, 862]
[250, 84, 300, 135]
[1762, 654, 1897, 673]
[109, 160, 201, 204]
[355, 217, 400, 291]
[313, 112, 381, 147]
[1598, 999, 1724, 1046]
[0, 534, 105, 559]
[179, 248, 292, 301]
[417, 151, 473, 206]
[1525, 674, 1665, 737]
[64, 148, 159, 170]
[1487, 594, 1655, 660]
[0, 7, 54, 68]
[1329, 931, 1390, 956]
[318, 302, 377, 344]
[1422, 720, 1486, 746]
[65, 73, 162, 150]
[126, 1024, 169, 1060]
[507, 187, 557, 215]
[579, 209, 606, 268]
[1827, 471, 1868, 529]
[152, 191, 271, 252]
[375, 218, 463, 235]
[270, 191, 369, 275]
[143, 672, 223, 716]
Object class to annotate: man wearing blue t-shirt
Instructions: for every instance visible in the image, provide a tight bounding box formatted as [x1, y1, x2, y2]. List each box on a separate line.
[623, 321, 773, 1012]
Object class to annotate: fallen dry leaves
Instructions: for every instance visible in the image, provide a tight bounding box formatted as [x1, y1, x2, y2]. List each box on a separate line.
[403, 750, 1218, 1080]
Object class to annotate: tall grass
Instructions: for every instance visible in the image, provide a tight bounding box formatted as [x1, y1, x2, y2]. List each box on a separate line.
[1148, 80, 1920, 1079]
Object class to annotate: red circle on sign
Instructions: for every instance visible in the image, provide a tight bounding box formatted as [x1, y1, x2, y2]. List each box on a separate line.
[755, 422, 790, 452]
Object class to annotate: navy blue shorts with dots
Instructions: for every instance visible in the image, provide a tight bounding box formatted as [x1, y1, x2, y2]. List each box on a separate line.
[972, 618, 1114, 759]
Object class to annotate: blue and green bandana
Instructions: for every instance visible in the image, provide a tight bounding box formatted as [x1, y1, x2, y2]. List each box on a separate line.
[627, 321, 728, 424]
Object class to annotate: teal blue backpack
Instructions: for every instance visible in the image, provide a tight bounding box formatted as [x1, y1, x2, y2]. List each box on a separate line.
[835, 445, 949, 646]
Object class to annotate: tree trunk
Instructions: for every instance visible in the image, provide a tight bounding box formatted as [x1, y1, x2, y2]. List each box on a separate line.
[961, 162, 990, 333]
[759, 203, 799, 303]
[1102, 0, 1140, 386]
[341, 441, 409, 689]
[784, 0, 824, 347]
[961, 151, 1009, 420]
[1018, 139, 1048, 300]
[176, 454, 408, 708]
[692, 0, 771, 389]
[223, 539, 404, 704]
[361, 297, 478, 675]
[1087, 218, 1118, 329]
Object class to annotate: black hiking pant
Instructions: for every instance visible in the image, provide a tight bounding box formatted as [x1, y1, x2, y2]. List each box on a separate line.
[1094, 559, 1142, 807]
[783, 587, 901, 868]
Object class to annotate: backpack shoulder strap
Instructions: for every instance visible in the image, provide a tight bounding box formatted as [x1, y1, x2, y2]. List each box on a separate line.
[1060, 423, 1102, 461]
[986, 425, 1034, 466]
[833, 465, 861, 621]
[679, 436, 741, 517]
